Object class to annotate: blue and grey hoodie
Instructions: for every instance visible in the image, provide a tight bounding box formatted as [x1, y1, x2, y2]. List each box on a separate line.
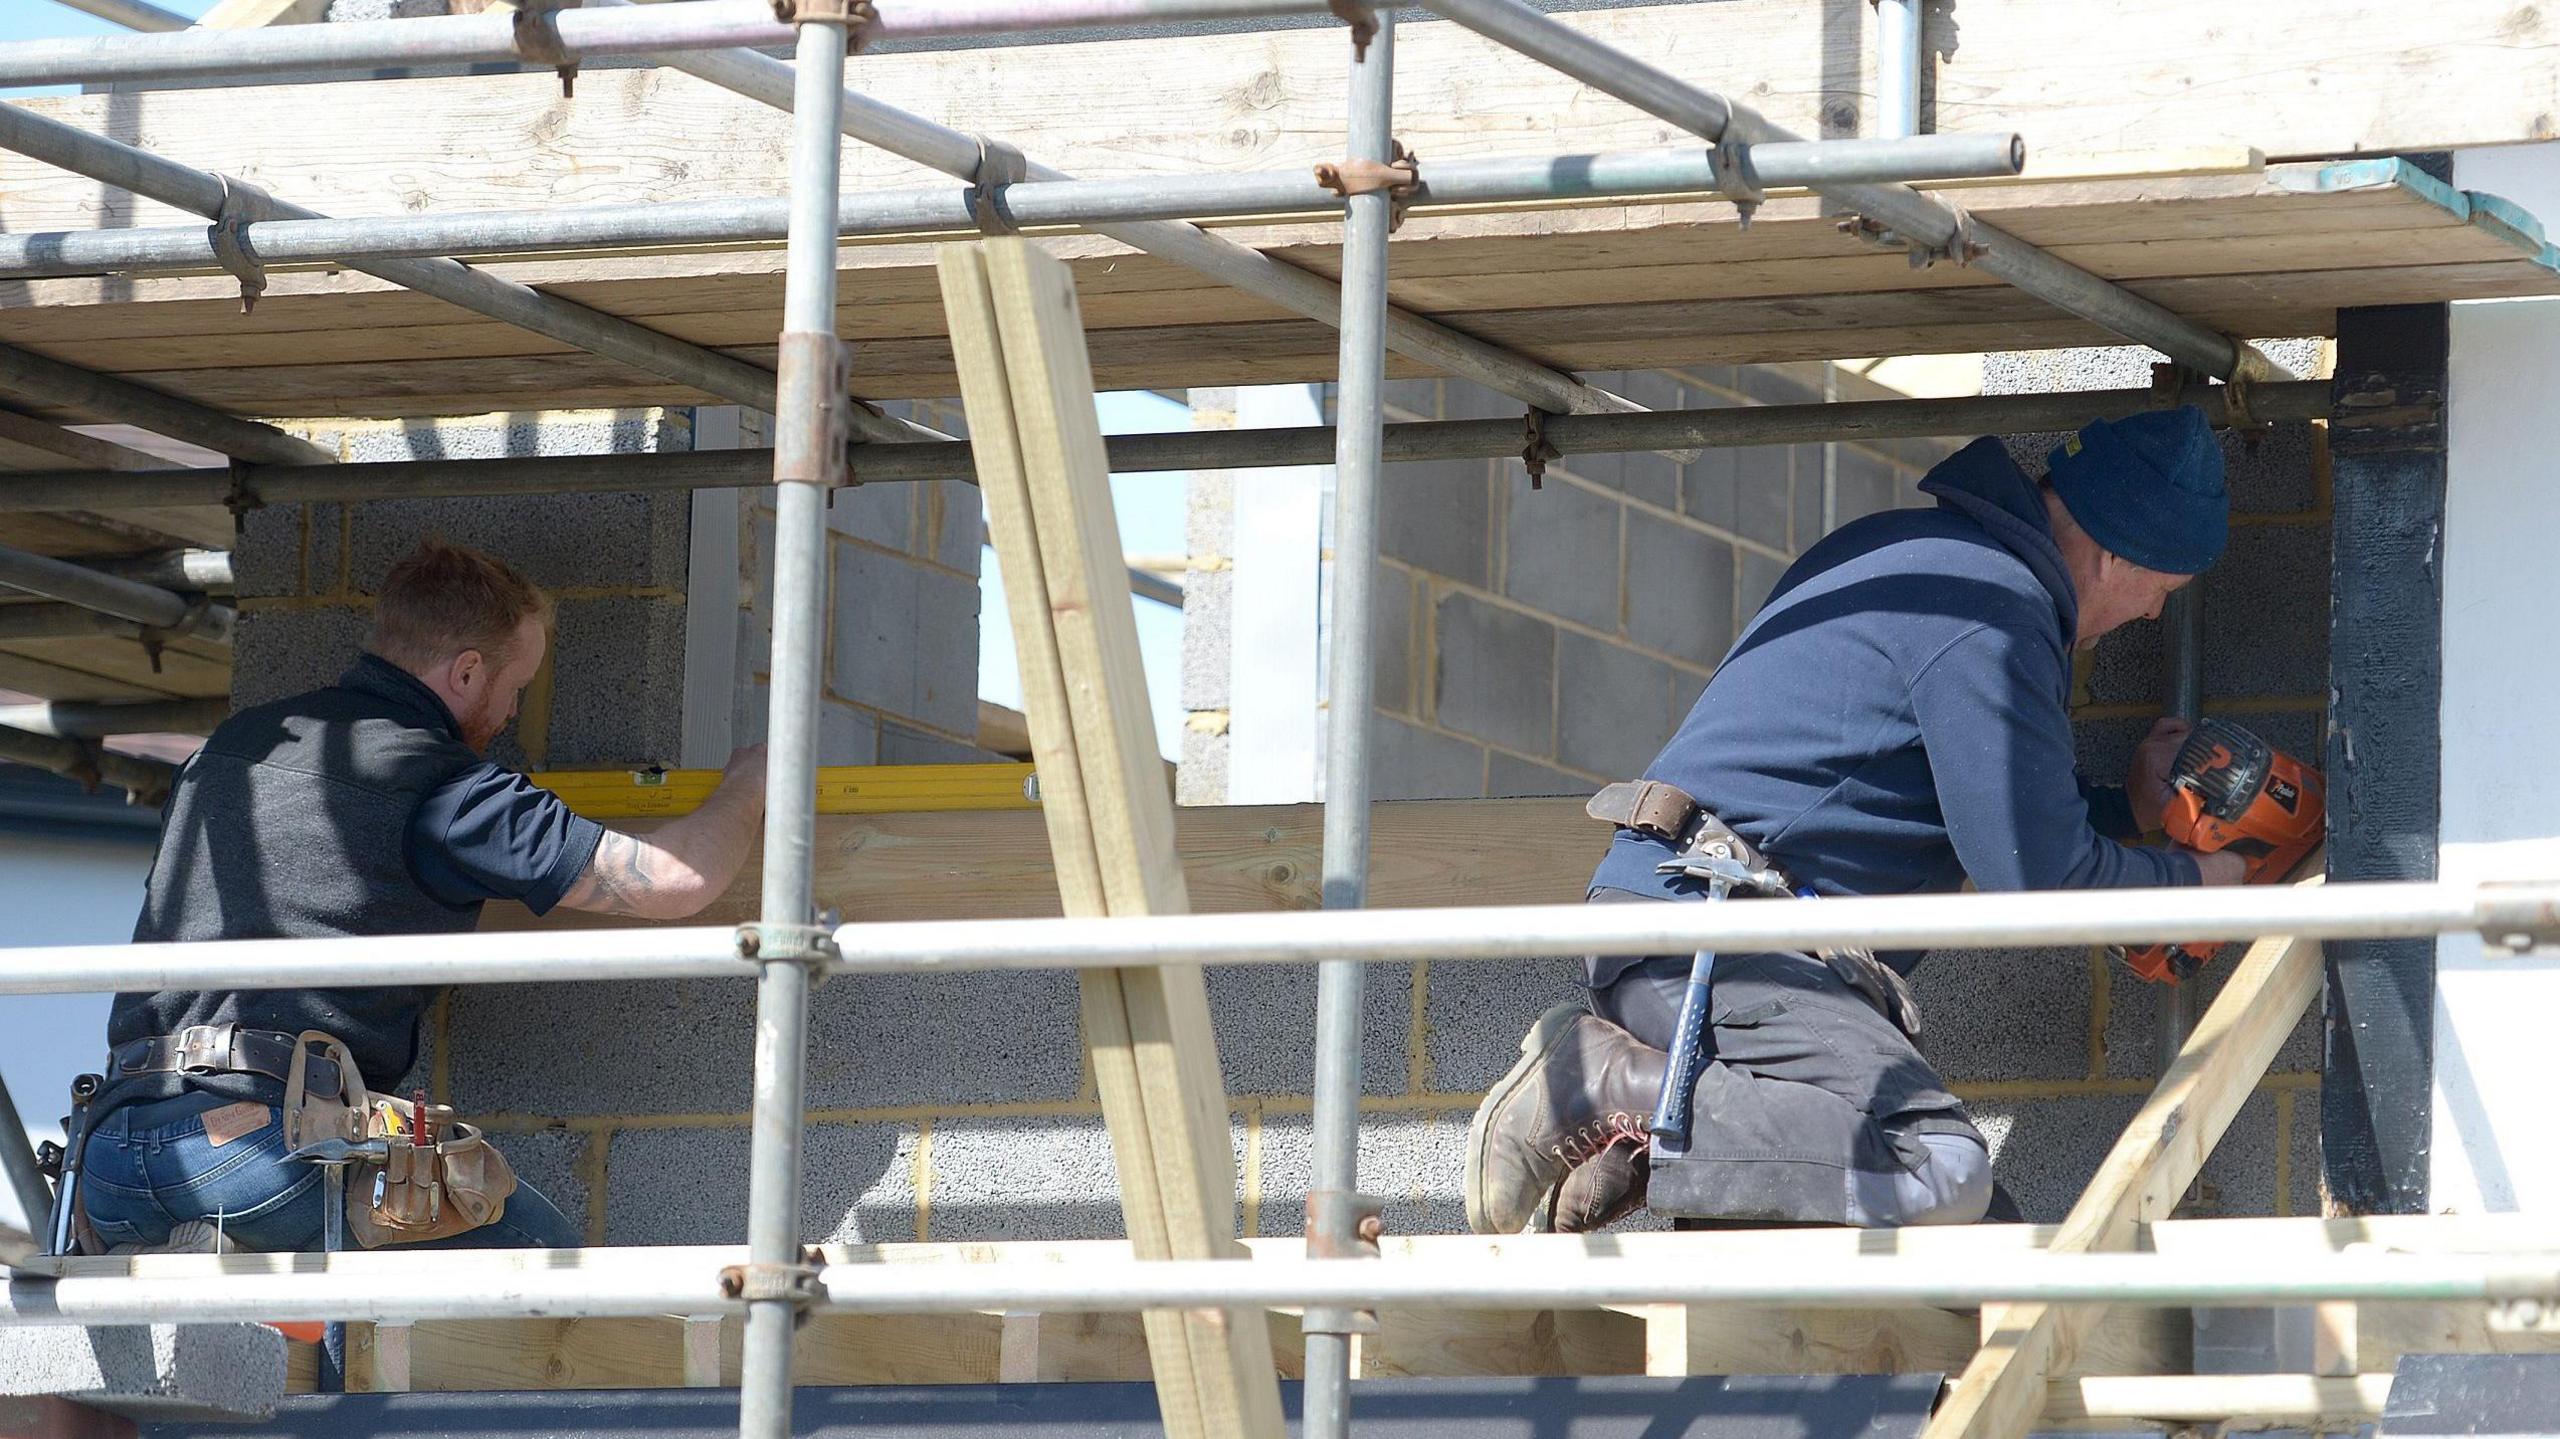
[1588, 436, 2200, 978]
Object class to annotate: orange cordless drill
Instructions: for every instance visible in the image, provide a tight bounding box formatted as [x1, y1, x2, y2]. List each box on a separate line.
[2115, 717, 2325, 984]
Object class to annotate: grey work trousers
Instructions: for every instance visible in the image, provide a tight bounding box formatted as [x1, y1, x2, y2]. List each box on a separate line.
[1590, 945, 1994, 1227]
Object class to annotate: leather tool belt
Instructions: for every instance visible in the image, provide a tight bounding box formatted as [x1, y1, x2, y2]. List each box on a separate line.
[280, 1032, 518, 1249]
[113, 1024, 345, 1101]
[1586, 779, 1925, 1039]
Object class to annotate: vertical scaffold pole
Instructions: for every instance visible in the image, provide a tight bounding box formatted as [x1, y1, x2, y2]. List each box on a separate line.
[1303, 13, 1394, 1437]
[1875, 0, 1921, 140]
[738, 8, 855, 1437]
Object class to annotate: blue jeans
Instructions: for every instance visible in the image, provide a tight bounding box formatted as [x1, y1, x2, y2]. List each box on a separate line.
[79, 1086, 582, 1252]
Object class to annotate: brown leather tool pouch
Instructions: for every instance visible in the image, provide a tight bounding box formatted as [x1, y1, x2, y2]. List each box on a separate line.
[347, 1094, 517, 1248]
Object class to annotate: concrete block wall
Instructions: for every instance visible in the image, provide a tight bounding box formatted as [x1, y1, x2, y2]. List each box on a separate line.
[723, 400, 990, 765]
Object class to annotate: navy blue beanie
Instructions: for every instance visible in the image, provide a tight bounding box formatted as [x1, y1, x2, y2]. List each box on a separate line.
[2045, 406, 2228, 575]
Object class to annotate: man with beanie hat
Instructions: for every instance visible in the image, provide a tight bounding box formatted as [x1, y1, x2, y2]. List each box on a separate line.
[1465, 405, 2246, 1235]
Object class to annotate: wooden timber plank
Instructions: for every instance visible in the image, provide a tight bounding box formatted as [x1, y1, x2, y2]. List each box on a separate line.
[1363, 1307, 1646, 1379]
[1921, 863, 2330, 1439]
[0, 649, 174, 702]
[0, 635, 229, 695]
[481, 796, 1605, 931]
[977, 235, 1285, 1439]
[198, 0, 327, 25]
[938, 238, 1280, 1439]
[1646, 1304, 1980, 1377]
[4, 2, 2554, 235]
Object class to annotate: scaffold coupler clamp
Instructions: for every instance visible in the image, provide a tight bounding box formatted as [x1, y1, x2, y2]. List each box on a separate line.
[1314, 139, 1420, 232]
[1301, 1189, 1386, 1337]
[512, 0, 582, 99]
[774, 331, 854, 490]
[208, 174, 275, 316]
[1708, 135, 1765, 229]
[1521, 408, 1562, 489]
[737, 917, 841, 977]
[773, 0, 880, 48]
[970, 135, 1029, 237]
[721, 1245, 831, 1331]
[1327, 0, 1380, 60]
[224, 458, 265, 521]
[2479, 882, 2560, 957]
[1913, 203, 1988, 270]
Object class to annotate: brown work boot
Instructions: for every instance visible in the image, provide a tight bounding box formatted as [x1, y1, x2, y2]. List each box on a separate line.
[1544, 1134, 1651, 1233]
[1464, 1003, 1667, 1235]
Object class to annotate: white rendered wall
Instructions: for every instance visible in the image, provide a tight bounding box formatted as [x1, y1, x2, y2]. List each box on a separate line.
[2431, 144, 2560, 1212]
[1224, 385, 1325, 803]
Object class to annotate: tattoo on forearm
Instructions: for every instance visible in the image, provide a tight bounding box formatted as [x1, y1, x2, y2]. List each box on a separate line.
[569, 830, 664, 917]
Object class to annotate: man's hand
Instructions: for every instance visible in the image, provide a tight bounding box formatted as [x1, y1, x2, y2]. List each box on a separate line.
[559, 744, 769, 920]
[2128, 716, 2192, 834]
[715, 743, 768, 799]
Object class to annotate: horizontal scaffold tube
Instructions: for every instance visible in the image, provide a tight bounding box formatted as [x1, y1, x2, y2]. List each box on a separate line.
[0, 382, 2408, 514]
[0, 878, 2552, 995]
[0, 0, 1346, 88]
[0, 135, 2024, 278]
[8, 1250, 2560, 1326]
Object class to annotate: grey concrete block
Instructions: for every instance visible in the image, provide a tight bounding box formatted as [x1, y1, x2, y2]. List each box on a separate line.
[830, 480, 914, 553]
[1442, 378, 1521, 423]
[1738, 549, 1787, 622]
[1835, 445, 1901, 528]
[1971, 1093, 2145, 1223]
[827, 549, 981, 738]
[1556, 630, 1675, 781]
[1380, 458, 1492, 588]
[1247, 1111, 1312, 1236]
[1423, 956, 1590, 1096]
[2199, 527, 2328, 699]
[1180, 569, 1232, 712]
[879, 721, 1004, 765]
[1205, 962, 1410, 1098]
[1370, 562, 1415, 718]
[2100, 949, 2325, 1081]
[495, 1126, 595, 1244]
[547, 596, 687, 766]
[815, 700, 882, 765]
[1429, 592, 1554, 757]
[348, 490, 679, 594]
[306, 503, 347, 596]
[2083, 617, 2166, 708]
[1618, 449, 1682, 512]
[1737, 365, 1823, 407]
[1908, 948, 2092, 1085]
[1668, 667, 1707, 734]
[1985, 345, 2157, 397]
[1793, 454, 1825, 551]
[1371, 716, 1485, 802]
[1487, 754, 1596, 799]
[1501, 471, 1622, 632]
[449, 978, 758, 1116]
[2289, 1094, 2322, 1216]
[233, 505, 303, 600]
[2193, 1088, 2285, 1218]
[1626, 519, 1737, 668]
[925, 481, 986, 575]
[2224, 422, 2320, 516]
[926, 1117, 1125, 1241]
[1733, 446, 1793, 553]
[1177, 726, 1229, 806]
[1362, 1112, 1472, 1236]
[1380, 377, 1442, 419]
[1185, 469, 1234, 561]
[1680, 447, 1739, 532]
[229, 606, 369, 709]
[730, 679, 770, 748]
[806, 972, 1084, 1108]
[605, 1123, 917, 1246]
[0, 1324, 284, 1421]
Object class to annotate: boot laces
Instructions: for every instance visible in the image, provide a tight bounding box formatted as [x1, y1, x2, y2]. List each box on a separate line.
[1554, 1110, 1648, 1167]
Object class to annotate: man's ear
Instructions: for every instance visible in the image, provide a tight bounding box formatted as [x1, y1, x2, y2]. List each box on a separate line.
[449, 647, 486, 690]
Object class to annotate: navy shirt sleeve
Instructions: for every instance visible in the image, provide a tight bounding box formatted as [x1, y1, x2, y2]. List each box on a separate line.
[407, 762, 606, 915]
[1908, 619, 2199, 892]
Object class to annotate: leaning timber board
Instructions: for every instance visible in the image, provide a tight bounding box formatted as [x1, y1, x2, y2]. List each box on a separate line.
[0, 74, 2553, 415]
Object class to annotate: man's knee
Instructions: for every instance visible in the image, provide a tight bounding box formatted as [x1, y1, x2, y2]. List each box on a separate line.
[1849, 1130, 1993, 1226]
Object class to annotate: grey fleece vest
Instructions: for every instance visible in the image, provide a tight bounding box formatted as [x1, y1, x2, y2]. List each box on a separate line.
[111, 658, 486, 1102]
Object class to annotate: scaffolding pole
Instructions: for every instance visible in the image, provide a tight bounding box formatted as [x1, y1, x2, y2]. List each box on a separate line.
[0, 0, 1351, 87]
[0, 339, 331, 467]
[0, 1073, 55, 1243]
[1875, 0, 1921, 140]
[593, 0, 1641, 420]
[47, 0, 190, 34]
[9, 1248, 2560, 1327]
[0, 603, 232, 646]
[0, 697, 227, 738]
[0, 103, 939, 446]
[1417, 0, 2274, 382]
[0, 723, 177, 802]
[735, 11, 855, 1437]
[0, 134, 2023, 278]
[1301, 15, 1391, 1436]
[0, 539, 224, 634]
[1, 878, 2552, 997]
[0, 382, 2395, 514]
